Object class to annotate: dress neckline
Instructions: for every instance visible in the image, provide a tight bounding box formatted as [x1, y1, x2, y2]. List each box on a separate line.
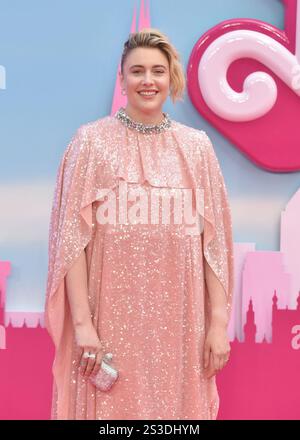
[114, 106, 172, 134]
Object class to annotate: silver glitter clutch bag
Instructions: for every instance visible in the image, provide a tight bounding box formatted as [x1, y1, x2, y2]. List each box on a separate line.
[89, 353, 119, 391]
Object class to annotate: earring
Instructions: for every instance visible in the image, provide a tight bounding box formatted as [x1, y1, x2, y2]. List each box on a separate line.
[121, 89, 126, 95]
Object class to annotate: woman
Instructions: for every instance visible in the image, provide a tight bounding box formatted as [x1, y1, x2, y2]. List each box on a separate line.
[45, 28, 234, 420]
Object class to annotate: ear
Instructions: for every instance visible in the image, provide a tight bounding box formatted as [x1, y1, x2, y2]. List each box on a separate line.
[118, 71, 124, 89]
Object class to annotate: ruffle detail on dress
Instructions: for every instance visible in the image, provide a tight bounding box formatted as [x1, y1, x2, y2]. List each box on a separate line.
[114, 119, 234, 317]
[44, 124, 119, 418]
[115, 119, 195, 189]
[194, 132, 234, 318]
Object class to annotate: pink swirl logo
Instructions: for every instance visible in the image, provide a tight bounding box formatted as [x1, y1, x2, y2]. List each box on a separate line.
[187, 0, 300, 172]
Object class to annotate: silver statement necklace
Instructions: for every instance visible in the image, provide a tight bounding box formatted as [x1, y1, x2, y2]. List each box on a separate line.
[115, 106, 172, 134]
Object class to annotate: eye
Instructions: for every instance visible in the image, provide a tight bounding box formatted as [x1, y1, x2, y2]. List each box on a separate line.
[132, 70, 165, 74]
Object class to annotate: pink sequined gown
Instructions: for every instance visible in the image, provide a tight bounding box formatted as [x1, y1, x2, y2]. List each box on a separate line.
[44, 108, 234, 420]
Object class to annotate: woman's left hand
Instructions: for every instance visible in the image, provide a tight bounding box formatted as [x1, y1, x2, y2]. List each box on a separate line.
[203, 324, 231, 379]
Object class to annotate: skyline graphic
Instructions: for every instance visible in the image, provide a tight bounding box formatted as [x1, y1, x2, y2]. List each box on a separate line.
[1, 184, 300, 347]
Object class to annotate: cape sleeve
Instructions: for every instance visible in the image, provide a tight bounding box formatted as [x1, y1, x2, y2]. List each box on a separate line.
[44, 125, 94, 353]
[196, 131, 235, 320]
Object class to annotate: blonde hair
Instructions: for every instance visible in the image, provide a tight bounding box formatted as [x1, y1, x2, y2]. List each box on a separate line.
[120, 28, 186, 104]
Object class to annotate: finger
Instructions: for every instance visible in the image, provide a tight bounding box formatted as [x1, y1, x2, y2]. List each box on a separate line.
[204, 360, 215, 379]
[205, 371, 215, 379]
[84, 353, 97, 376]
[217, 360, 224, 372]
[80, 350, 94, 376]
[212, 352, 221, 372]
[80, 354, 88, 376]
[203, 353, 214, 378]
[90, 351, 103, 376]
[221, 354, 229, 370]
[220, 355, 226, 370]
[203, 346, 210, 369]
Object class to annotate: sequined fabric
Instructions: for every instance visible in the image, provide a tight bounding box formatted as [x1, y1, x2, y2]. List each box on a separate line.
[44, 108, 234, 420]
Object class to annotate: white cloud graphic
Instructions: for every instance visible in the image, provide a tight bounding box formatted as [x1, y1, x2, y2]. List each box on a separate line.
[0, 181, 288, 245]
[230, 196, 286, 229]
[0, 180, 54, 245]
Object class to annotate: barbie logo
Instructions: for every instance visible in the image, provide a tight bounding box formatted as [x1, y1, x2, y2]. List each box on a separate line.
[187, 0, 300, 171]
[95, 180, 204, 235]
[291, 325, 300, 349]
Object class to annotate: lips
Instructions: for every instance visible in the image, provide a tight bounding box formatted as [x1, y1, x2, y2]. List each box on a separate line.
[137, 91, 159, 100]
[138, 89, 158, 92]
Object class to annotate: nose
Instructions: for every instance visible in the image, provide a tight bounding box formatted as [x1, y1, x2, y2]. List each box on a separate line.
[142, 71, 154, 85]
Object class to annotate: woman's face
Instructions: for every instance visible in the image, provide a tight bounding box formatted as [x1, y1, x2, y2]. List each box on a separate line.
[119, 47, 170, 116]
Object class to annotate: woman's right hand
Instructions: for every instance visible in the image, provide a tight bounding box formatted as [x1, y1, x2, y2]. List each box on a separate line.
[74, 322, 105, 378]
